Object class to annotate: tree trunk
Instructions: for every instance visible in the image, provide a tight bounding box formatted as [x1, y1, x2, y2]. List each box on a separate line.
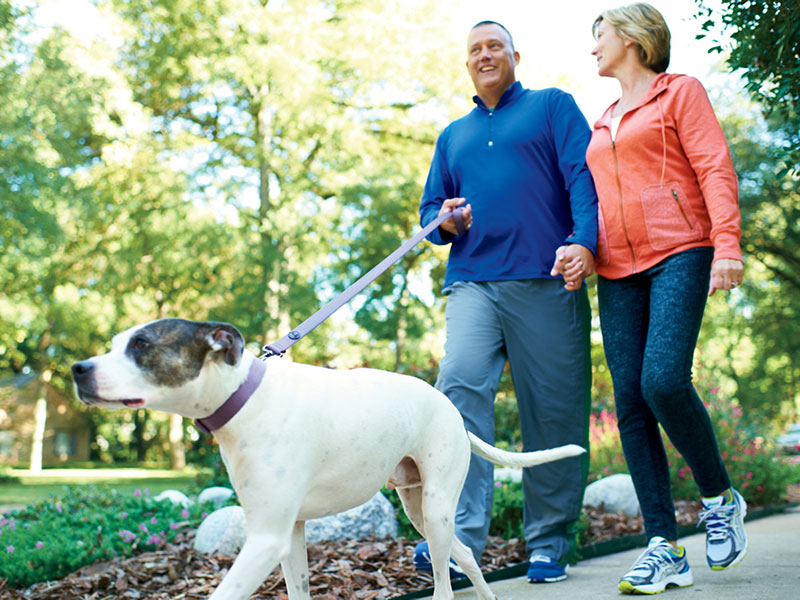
[134, 409, 147, 462]
[29, 375, 48, 473]
[168, 414, 185, 469]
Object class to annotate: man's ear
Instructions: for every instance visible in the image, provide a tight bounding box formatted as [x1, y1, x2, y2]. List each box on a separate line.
[205, 323, 245, 366]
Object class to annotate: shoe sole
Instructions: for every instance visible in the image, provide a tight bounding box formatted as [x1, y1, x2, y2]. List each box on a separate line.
[619, 571, 694, 594]
[709, 545, 748, 571]
[528, 573, 567, 583]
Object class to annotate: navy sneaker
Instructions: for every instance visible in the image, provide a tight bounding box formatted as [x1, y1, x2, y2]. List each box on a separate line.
[527, 554, 567, 583]
[413, 541, 466, 579]
[619, 536, 693, 594]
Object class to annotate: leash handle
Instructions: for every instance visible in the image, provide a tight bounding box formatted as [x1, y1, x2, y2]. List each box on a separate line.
[263, 207, 465, 357]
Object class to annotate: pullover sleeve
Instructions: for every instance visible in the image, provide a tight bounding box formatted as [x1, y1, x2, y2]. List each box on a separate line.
[549, 91, 599, 255]
[419, 131, 455, 246]
[673, 77, 742, 263]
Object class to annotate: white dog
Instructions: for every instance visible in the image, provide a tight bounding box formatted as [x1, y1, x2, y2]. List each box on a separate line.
[72, 318, 584, 600]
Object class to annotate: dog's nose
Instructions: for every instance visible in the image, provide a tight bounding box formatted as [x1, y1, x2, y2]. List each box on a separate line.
[72, 361, 94, 383]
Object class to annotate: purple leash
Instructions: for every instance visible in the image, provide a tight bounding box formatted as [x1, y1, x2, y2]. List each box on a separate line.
[194, 207, 465, 434]
[263, 207, 466, 357]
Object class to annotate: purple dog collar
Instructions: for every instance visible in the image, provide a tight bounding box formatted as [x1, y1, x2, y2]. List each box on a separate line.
[194, 357, 267, 434]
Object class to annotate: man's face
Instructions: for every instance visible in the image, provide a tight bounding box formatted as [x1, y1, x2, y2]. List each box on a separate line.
[466, 24, 519, 101]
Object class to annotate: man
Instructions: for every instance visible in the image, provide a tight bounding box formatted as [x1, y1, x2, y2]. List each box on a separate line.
[415, 21, 597, 583]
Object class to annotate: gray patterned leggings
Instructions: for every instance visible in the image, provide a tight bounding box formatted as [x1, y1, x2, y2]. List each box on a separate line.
[598, 247, 731, 542]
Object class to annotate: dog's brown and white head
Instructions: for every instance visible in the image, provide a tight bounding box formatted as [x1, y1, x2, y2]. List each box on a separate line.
[72, 319, 247, 418]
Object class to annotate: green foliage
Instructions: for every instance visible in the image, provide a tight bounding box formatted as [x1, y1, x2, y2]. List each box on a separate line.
[587, 377, 795, 507]
[697, 0, 800, 173]
[0, 486, 210, 589]
[488, 480, 524, 540]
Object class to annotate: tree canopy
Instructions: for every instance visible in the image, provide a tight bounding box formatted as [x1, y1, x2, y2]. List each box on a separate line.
[1, 0, 798, 466]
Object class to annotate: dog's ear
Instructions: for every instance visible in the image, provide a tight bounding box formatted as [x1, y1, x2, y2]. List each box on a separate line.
[205, 323, 245, 366]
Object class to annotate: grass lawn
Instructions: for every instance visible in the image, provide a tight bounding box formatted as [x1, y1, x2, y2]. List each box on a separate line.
[0, 467, 204, 507]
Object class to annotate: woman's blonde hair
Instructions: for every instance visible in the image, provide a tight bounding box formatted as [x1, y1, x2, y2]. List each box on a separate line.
[593, 3, 671, 73]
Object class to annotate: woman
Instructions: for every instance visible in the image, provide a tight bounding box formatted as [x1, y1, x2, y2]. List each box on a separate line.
[579, 2, 745, 595]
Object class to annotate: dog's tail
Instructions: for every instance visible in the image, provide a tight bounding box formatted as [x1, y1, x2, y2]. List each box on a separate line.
[468, 432, 585, 468]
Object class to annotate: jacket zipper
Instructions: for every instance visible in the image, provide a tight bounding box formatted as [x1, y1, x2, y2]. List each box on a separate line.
[672, 189, 694, 229]
[488, 111, 494, 147]
[612, 140, 637, 273]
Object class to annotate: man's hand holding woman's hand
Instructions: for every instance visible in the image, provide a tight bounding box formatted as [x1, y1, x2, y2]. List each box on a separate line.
[551, 244, 595, 291]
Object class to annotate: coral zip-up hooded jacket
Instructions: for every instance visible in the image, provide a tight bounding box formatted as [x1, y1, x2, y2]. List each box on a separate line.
[586, 73, 742, 279]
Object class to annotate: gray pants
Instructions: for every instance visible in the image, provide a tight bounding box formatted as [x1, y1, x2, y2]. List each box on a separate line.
[436, 279, 591, 563]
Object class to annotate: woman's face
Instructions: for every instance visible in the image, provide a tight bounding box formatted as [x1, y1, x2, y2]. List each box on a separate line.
[591, 19, 628, 78]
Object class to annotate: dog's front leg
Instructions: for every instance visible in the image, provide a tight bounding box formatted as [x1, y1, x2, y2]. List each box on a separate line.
[280, 521, 310, 600]
[208, 533, 287, 600]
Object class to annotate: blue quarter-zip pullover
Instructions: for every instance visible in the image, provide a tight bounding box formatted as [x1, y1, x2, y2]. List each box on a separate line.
[419, 81, 598, 290]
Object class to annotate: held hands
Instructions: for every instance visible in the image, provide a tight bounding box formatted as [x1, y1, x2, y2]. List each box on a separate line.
[708, 258, 744, 296]
[550, 244, 595, 292]
[438, 198, 473, 236]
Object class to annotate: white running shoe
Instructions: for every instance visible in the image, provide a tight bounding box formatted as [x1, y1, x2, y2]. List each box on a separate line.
[618, 536, 694, 594]
[699, 487, 748, 570]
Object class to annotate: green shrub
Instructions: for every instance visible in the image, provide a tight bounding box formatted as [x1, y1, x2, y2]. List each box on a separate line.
[665, 387, 795, 505]
[587, 387, 794, 506]
[489, 480, 524, 539]
[0, 486, 210, 589]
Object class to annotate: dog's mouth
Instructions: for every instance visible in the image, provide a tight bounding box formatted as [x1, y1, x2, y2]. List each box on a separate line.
[77, 391, 145, 409]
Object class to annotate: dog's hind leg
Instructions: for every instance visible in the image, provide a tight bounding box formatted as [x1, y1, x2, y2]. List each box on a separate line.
[450, 537, 497, 600]
[281, 521, 311, 600]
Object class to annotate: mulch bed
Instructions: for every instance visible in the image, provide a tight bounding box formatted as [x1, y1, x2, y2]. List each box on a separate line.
[0, 492, 792, 600]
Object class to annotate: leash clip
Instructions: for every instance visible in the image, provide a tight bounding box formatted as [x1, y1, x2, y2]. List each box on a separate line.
[261, 345, 285, 359]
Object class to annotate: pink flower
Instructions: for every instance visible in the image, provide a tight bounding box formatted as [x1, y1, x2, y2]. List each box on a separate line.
[181, 509, 189, 519]
[121, 512, 128, 519]
[150, 517, 158, 525]
[134, 489, 142, 497]
[35, 541, 44, 550]
[6, 545, 13, 553]
[118, 530, 137, 543]
[746, 472, 753, 479]
[139, 523, 149, 533]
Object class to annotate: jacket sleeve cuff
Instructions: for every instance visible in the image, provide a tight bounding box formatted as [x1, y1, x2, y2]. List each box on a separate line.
[422, 209, 453, 245]
[565, 235, 597, 257]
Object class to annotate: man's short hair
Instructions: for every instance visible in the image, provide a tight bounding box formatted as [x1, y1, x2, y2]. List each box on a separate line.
[470, 20, 516, 51]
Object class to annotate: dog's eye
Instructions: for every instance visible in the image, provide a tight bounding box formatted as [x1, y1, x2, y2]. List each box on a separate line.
[131, 337, 149, 351]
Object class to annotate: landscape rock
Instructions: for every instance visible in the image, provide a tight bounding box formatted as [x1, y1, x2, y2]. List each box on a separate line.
[194, 505, 247, 555]
[198, 486, 235, 507]
[154, 489, 192, 507]
[305, 492, 399, 543]
[583, 473, 641, 517]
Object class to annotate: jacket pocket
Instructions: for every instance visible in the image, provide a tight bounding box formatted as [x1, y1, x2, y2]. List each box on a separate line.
[640, 183, 702, 251]
[596, 204, 610, 266]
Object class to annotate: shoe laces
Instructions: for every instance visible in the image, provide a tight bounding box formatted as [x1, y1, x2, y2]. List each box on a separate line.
[698, 503, 735, 542]
[631, 543, 677, 572]
[529, 554, 554, 564]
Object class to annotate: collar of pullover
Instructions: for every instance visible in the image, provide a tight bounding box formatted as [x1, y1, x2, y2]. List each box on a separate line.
[593, 72, 672, 129]
[473, 80, 523, 112]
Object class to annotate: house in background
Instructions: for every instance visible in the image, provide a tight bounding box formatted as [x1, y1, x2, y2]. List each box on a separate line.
[0, 372, 91, 468]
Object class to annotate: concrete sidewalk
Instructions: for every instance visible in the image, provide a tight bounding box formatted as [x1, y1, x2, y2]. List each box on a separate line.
[420, 505, 800, 599]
